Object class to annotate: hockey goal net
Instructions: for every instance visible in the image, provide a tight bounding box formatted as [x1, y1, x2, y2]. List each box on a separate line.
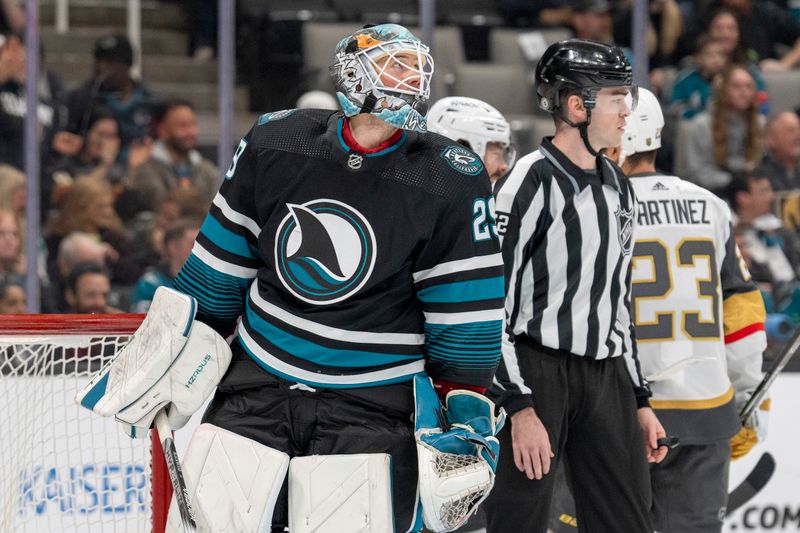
[0, 314, 170, 533]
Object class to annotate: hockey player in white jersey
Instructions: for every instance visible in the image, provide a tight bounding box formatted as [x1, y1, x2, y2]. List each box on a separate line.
[427, 96, 516, 183]
[621, 88, 768, 533]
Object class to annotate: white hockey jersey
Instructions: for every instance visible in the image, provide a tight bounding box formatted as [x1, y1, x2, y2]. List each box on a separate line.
[630, 174, 766, 444]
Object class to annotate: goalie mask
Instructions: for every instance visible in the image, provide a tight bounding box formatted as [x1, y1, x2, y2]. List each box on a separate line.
[330, 24, 434, 132]
[428, 96, 517, 170]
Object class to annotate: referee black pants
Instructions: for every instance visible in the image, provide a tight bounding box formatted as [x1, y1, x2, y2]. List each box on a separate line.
[484, 338, 653, 533]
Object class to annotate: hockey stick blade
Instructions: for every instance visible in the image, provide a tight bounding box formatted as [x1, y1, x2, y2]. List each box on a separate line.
[740, 326, 800, 422]
[155, 409, 196, 533]
[726, 452, 776, 514]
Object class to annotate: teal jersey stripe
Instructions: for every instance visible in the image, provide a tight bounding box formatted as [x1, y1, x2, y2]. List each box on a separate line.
[424, 319, 502, 368]
[174, 255, 250, 318]
[417, 276, 504, 304]
[200, 214, 258, 259]
[427, 344, 501, 355]
[245, 304, 423, 368]
[239, 339, 425, 389]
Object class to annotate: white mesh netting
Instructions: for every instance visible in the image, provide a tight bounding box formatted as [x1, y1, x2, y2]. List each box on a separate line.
[0, 329, 155, 533]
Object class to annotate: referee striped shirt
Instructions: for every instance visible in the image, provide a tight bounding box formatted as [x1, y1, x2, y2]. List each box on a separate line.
[492, 137, 650, 414]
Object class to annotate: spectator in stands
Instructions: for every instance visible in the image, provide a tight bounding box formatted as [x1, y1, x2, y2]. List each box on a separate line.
[0, 163, 25, 235]
[761, 111, 800, 191]
[127, 186, 207, 270]
[46, 107, 149, 212]
[684, 63, 763, 193]
[127, 98, 217, 216]
[726, 172, 800, 290]
[0, 208, 24, 284]
[0, 280, 25, 314]
[0, 0, 24, 35]
[130, 219, 200, 312]
[669, 34, 728, 118]
[67, 34, 158, 163]
[64, 262, 120, 314]
[42, 231, 108, 313]
[571, 0, 615, 44]
[45, 178, 144, 286]
[698, 5, 768, 111]
[0, 32, 59, 170]
[720, 0, 800, 71]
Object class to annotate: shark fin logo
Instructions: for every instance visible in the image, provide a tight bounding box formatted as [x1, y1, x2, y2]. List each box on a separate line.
[275, 199, 376, 305]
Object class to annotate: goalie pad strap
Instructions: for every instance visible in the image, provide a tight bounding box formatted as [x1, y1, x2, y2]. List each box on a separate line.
[166, 423, 290, 533]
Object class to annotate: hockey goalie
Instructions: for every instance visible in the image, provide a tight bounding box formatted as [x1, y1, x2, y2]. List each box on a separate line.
[76, 21, 507, 533]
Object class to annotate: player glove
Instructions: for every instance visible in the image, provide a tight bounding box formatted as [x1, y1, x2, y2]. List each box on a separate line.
[731, 398, 770, 460]
[413, 375, 505, 532]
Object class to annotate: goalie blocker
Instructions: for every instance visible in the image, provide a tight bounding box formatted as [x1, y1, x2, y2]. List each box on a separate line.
[76, 286, 233, 436]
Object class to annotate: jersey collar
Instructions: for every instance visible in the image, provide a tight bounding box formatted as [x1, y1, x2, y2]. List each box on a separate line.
[540, 137, 625, 193]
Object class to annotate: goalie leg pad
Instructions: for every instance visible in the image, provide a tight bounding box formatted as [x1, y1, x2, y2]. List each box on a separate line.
[289, 454, 393, 533]
[113, 320, 232, 433]
[166, 423, 289, 533]
[76, 286, 196, 415]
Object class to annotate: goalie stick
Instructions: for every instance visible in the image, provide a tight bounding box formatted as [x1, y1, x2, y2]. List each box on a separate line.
[739, 325, 800, 422]
[154, 409, 197, 533]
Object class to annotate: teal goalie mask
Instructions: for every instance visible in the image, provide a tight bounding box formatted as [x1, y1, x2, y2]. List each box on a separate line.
[330, 24, 434, 132]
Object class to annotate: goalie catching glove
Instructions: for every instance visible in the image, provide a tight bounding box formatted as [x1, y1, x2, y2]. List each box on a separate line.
[75, 286, 232, 437]
[414, 375, 505, 532]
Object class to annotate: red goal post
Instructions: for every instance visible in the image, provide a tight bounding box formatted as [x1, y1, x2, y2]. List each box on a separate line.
[0, 314, 171, 533]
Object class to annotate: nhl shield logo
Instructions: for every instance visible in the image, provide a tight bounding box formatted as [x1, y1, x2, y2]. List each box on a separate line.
[615, 204, 634, 256]
[347, 153, 363, 170]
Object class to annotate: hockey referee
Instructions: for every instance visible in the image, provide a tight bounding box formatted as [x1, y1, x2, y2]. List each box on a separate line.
[483, 39, 668, 533]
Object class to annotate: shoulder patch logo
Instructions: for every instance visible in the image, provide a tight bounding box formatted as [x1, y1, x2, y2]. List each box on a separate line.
[651, 181, 669, 191]
[441, 145, 483, 176]
[274, 199, 377, 305]
[615, 204, 634, 256]
[257, 109, 297, 125]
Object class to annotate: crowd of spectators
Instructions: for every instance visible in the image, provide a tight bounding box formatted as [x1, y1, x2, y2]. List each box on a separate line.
[0, 11, 214, 314]
[0, 0, 799, 330]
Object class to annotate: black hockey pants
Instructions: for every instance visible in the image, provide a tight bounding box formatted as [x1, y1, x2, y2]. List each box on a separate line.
[202, 340, 420, 532]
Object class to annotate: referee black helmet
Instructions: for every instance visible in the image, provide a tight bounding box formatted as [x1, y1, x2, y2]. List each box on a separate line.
[535, 39, 636, 123]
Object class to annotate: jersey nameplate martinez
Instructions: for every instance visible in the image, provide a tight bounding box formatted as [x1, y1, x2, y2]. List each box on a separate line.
[615, 204, 634, 255]
[274, 199, 377, 305]
[257, 109, 297, 125]
[440, 145, 483, 176]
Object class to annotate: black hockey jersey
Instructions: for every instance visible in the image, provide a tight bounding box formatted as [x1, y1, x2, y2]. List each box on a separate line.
[174, 109, 504, 389]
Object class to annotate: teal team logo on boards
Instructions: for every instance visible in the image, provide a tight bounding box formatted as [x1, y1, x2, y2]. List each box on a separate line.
[441, 145, 483, 176]
[274, 199, 377, 305]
